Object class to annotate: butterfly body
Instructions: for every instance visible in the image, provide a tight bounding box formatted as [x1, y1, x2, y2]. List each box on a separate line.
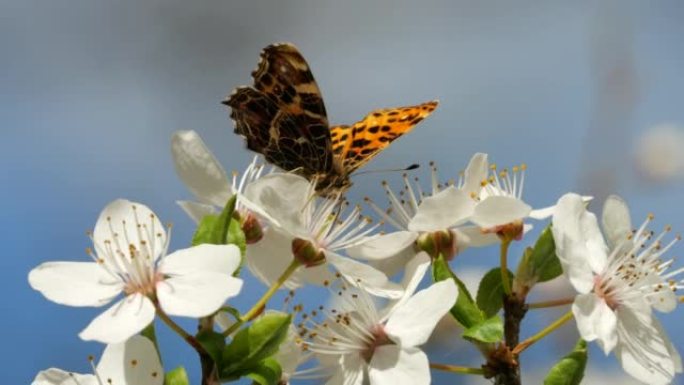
[225, 43, 438, 196]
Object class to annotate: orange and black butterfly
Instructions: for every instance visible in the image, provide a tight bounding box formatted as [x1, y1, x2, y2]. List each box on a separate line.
[223, 43, 438, 196]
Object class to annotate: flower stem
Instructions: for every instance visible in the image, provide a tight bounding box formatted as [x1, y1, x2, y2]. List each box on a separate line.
[512, 310, 574, 355]
[527, 298, 574, 309]
[222, 259, 301, 337]
[155, 303, 208, 356]
[430, 363, 485, 376]
[500, 239, 512, 296]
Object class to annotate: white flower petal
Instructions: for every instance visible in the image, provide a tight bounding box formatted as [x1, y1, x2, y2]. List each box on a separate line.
[276, 325, 304, 379]
[602, 195, 632, 249]
[32, 369, 97, 385]
[531, 197, 593, 220]
[615, 307, 677, 385]
[93, 199, 166, 262]
[326, 354, 364, 385]
[461, 153, 489, 197]
[471, 196, 532, 228]
[296, 263, 338, 288]
[177, 200, 217, 224]
[369, 346, 430, 385]
[385, 279, 458, 347]
[408, 187, 475, 232]
[157, 272, 243, 317]
[381, 252, 430, 321]
[653, 318, 683, 374]
[241, 173, 311, 235]
[245, 228, 304, 290]
[643, 274, 678, 313]
[96, 335, 163, 385]
[528, 204, 555, 220]
[171, 130, 233, 207]
[453, 226, 500, 249]
[28, 261, 122, 307]
[552, 193, 608, 293]
[572, 294, 617, 354]
[160, 244, 241, 277]
[79, 293, 156, 344]
[368, 245, 419, 278]
[346, 231, 418, 261]
[556, 237, 596, 294]
[327, 253, 403, 298]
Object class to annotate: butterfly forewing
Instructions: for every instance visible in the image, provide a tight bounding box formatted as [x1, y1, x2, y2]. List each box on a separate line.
[224, 43, 334, 177]
[331, 100, 439, 173]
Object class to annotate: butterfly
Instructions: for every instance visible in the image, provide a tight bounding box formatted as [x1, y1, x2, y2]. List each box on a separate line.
[223, 42, 438, 196]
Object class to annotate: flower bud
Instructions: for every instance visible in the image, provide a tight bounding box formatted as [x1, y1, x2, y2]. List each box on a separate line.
[484, 219, 524, 241]
[416, 230, 457, 260]
[291, 238, 326, 267]
[240, 213, 264, 244]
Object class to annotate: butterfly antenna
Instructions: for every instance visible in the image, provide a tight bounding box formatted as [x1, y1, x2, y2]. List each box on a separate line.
[354, 163, 420, 176]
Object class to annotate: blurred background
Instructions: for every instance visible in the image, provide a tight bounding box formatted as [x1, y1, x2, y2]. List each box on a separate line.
[3, 0, 684, 383]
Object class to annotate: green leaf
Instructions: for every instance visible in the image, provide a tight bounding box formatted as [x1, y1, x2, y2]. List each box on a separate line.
[191, 196, 237, 246]
[462, 315, 504, 343]
[164, 366, 190, 385]
[221, 312, 292, 379]
[432, 254, 485, 328]
[192, 214, 220, 246]
[531, 226, 562, 282]
[543, 340, 588, 385]
[196, 330, 226, 365]
[245, 358, 283, 385]
[477, 268, 514, 317]
[227, 217, 247, 257]
[516, 226, 561, 288]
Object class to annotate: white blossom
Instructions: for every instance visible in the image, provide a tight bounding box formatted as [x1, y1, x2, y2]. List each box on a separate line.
[351, 154, 500, 274]
[240, 173, 401, 298]
[29, 199, 243, 343]
[553, 193, 683, 384]
[298, 252, 457, 385]
[171, 129, 268, 224]
[31, 335, 163, 385]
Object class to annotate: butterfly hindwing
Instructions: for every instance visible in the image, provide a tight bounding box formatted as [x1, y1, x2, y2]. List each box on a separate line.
[224, 43, 334, 177]
[331, 100, 439, 173]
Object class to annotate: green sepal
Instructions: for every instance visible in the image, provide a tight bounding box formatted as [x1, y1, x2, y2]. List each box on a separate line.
[462, 315, 504, 344]
[516, 226, 561, 288]
[543, 339, 588, 385]
[477, 268, 515, 317]
[220, 312, 291, 380]
[191, 195, 237, 246]
[164, 366, 190, 385]
[432, 254, 485, 328]
[227, 216, 247, 257]
[245, 357, 283, 385]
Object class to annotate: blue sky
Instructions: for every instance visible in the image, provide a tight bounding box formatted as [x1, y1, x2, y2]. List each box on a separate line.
[3, 1, 684, 383]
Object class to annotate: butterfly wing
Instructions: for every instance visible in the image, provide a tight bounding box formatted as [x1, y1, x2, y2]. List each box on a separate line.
[224, 43, 334, 177]
[331, 100, 439, 174]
